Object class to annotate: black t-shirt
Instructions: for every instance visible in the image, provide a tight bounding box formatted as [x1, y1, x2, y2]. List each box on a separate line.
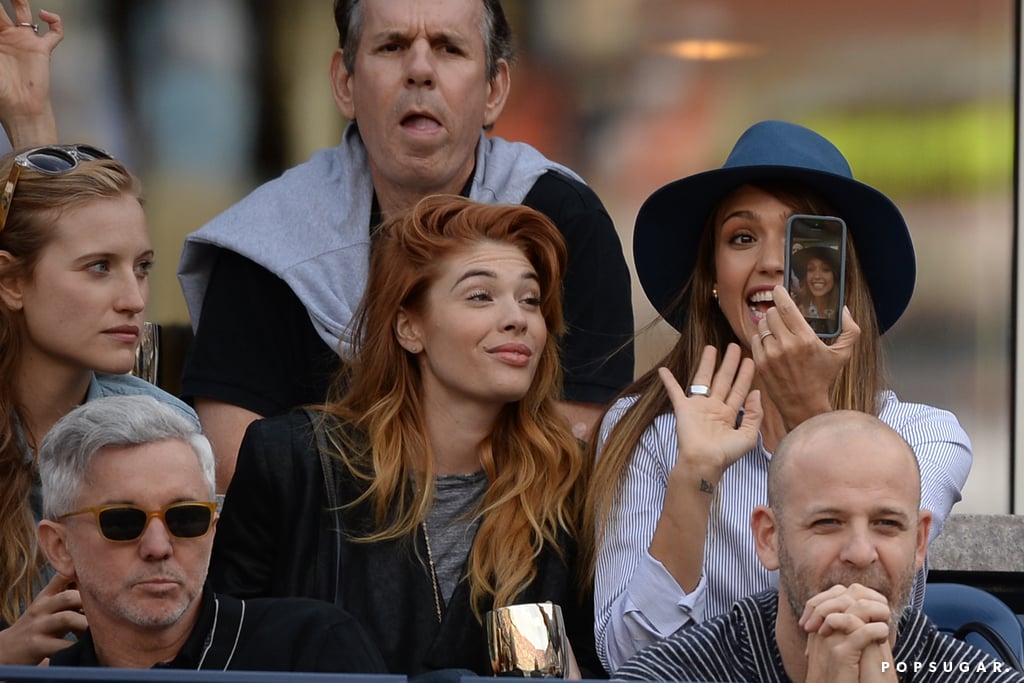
[181, 170, 634, 417]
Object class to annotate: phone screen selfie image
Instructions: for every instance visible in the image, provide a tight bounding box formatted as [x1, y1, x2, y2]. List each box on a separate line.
[784, 215, 847, 338]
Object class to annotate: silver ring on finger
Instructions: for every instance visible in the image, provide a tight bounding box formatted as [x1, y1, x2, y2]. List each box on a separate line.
[759, 329, 774, 342]
[688, 384, 710, 397]
[17, 22, 39, 33]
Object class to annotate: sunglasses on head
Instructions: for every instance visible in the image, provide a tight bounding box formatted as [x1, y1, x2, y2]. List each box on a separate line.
[57, 501, 217, 543]
[0, 143, 114, 232]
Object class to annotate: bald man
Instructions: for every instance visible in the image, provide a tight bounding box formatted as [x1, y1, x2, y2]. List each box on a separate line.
[616, 410, 1021, 683]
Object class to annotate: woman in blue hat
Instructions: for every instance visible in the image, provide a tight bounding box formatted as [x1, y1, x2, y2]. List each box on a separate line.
[584, 120, 972, 672]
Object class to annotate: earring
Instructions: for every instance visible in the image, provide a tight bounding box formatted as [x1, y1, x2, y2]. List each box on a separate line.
[712, 286, 718, 301]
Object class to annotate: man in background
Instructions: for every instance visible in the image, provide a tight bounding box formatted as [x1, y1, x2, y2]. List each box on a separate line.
[177, 0, 635, 490]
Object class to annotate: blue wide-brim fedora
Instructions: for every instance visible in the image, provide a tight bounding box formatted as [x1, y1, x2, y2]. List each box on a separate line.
[633, 119, 915, 334]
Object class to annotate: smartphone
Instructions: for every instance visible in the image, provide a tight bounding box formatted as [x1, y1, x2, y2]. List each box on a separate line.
[784, 214, 847, 339]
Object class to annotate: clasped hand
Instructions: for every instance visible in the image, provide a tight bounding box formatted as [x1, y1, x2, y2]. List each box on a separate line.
[801, 583, 898, 683]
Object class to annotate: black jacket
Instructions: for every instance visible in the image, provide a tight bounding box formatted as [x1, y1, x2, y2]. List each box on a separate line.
[209, 410, 603, 677]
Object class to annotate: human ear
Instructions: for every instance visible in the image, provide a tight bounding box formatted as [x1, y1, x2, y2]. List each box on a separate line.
[482, 60, 511, 130]
[37, 521, 78, 581]
[0, 251, 25, 311]
[751, 505, 780, 571]
[914, 509, 933, 572]
[329, 48, 356, 121]
[394, 308, 423, 354]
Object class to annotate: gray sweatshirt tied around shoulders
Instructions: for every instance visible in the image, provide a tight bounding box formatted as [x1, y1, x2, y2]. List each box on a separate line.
[177, 123, 582, 355]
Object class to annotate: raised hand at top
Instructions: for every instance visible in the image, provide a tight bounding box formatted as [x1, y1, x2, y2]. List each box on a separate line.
[0, 0, 62, 148]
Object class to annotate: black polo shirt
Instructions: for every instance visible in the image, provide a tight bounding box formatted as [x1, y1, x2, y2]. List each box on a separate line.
[49, 585, 385, 672]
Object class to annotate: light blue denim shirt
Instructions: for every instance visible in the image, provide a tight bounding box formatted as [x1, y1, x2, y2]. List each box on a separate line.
[85, 372, 199, 429]
[22, 372, 200, 517]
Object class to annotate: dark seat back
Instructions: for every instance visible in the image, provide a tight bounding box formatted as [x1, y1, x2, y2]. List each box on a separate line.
[923, 582, 1024, 670]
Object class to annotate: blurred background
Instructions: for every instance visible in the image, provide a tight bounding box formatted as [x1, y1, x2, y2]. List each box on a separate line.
[11, 0, 1016, 513]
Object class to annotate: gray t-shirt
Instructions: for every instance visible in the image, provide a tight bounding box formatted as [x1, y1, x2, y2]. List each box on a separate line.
[424, 470, 488, 603]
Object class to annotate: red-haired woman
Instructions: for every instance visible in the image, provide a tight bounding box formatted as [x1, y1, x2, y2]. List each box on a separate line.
[210, 195, 598, 677]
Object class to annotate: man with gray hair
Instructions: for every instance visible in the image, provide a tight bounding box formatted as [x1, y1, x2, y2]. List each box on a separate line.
[36, 395, 385, 672]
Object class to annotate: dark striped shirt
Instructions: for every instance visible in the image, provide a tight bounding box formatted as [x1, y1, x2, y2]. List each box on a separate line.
[614, 591, 1024, 682]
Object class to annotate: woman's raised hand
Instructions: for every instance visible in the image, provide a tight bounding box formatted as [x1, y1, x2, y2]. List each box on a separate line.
[649, 344, 762, 594]
[0, 0, 63, 147]
[659, 342, 763, 481]
[0, 573, 85, 665]
[752, 285, 860, 430]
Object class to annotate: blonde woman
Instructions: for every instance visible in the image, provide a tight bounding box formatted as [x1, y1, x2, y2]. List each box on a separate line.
[0, 145, 197, 663]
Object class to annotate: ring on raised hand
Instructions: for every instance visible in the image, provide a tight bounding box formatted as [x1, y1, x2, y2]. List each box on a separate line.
[688, 384, 710, 397]
[758, 329, 774, 342]
[17, 22, 39, 33]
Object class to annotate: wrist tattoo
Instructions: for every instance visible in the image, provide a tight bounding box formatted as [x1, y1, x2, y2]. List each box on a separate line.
[699, 478, 715, 494]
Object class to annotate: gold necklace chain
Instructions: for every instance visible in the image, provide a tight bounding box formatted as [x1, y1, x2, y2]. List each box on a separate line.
[421, 521, 443, 624]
